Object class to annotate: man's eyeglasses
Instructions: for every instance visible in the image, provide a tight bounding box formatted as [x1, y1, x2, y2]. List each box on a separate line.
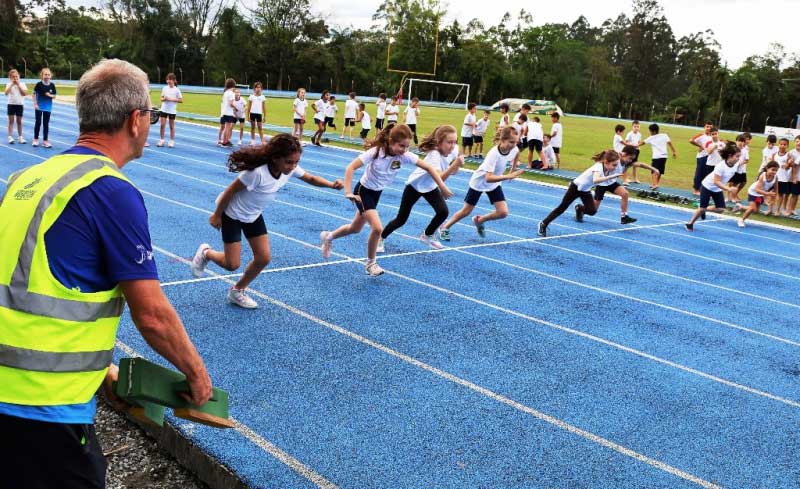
[128, 107, 161, 125]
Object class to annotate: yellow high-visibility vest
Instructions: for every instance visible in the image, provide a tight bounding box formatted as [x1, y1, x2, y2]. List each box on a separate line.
[0, 154, 129, 406]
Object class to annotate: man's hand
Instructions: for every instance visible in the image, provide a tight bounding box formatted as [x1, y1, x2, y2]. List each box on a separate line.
[101, 363, 130, 412]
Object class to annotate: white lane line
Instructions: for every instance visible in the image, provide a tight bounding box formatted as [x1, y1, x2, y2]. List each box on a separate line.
[152, 246, 721, 489]
[143, 186, 800, 410]
[114, 341, 338, 488]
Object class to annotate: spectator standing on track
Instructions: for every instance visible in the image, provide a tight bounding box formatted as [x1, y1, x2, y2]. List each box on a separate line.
[32, 67, 57, 148]
[0, 58, 212, 489]
[5, 68, 27, 144]
[157, 72, 182, 148]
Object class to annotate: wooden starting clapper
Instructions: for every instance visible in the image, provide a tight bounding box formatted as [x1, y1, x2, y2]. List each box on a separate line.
[113, 358, 235, 429]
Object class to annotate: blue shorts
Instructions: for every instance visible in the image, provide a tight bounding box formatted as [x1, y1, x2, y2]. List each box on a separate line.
[353, 182, 382, 213]
[747, 194, 764, 205]
[699, 186, 725, 209]
[464, 186, 505, 206]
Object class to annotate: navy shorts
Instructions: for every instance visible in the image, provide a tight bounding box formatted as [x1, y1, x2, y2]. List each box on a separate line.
[699, 186, 725, 209]
[250, 113, 263, 122]
[462, 136, 473, 147]
[353, 182, 382, 213]
[528, 139, 543, 152]
[793, 182, 800, 195]
[473, 135, 484, 144]
[652, 158, 667, 175]
[748, 194, 764, 205]
[7, 104, 23, 117]
[221, 213, 267, 243]
[464, 186, 505, 206]
[595, 182, 623, 201]
[778, 182, 792, 194]
[221, 115, 236, 124]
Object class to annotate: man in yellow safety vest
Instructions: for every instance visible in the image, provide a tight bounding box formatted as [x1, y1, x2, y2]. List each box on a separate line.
[0, 59, 212, 488]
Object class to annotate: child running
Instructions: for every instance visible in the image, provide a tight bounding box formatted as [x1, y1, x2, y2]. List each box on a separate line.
[381, 125, 463, 250]
[311, 90, 329, 146]
[438, 126, 524, 241]
[537, 150, 624, 237]
[319, 124, 453, 276]
[685, 142, 741, 231]
[592, 145, 660, 224]
[473, 110, 490, 158]
[292, 88, 307, 140]
[31, 67, 56, 148]
[404, 97, 420, 145]
[5, 69, 27, 144]
[247, 82, 266, 145]
[157, 72, 182, 148]
[191, 134, 343, 308]
[738, 161, 778, 227]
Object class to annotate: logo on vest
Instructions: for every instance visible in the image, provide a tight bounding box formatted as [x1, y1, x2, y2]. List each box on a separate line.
[390, 160, 401, 170]
[14, 177, 42, 201]
[135, 244, 154, 265]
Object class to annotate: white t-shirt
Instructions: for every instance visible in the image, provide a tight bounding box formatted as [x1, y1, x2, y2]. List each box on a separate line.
[748, 174, 777, 197]
[222, 166, 307, 223]
[625, 131, 641, 147]
[702, 161, 736, 192]
[790, 149, 800, 181]
[775, 152, 791, 182]
[5, 82, 27, 105]
[360, 112, 371, 130]
[160, 86, 182, 115]
[220, 89, 235, 116]
[313, 99, 327, 120]
[474, 118, 489, 136]
[511, 121, 525, 139]
[385, 104, 399, 122]
[344, 99, 358, 119]
[735, 146, 749, 174]
[404, 106, 419, 125]
[597, 162, 625, 187]
[408, 147, 459, 193]
[573, 163, 605, 192]
[293, 98, 307, 119]
[542, 145, 556, 166]
[233, 98, 245, 119]
[325, 103, 337, 118]
[512, 112, 528, 125]
[550, 122, 563, 147]
[645, 134, 671, 159]
[462, 113, 476, 138]
[694, 134, 712, 157]
[497, 113, 510, 129]
[358, 148, 418, 191]
[705, 140, 725, 167]
[469, 146, 520, 192]
[376, 100, 387, 119]
[249, 94, 266, 115]
[526, 121, 543, 141]
[760, 146, 779, 172]
[613, 134, 625, 153]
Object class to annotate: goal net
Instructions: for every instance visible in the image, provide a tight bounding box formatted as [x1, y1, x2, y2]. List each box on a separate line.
[404, 78, 470, 110]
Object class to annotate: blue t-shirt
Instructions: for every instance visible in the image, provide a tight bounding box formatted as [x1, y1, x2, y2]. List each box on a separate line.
[0, 146, 158, 424]
[34, 81, 56, 112]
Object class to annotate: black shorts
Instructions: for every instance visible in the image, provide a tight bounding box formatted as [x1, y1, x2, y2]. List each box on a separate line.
[517, 139, 527, 151]
[748, 194, 764, 205]
[729, 172, 746, 185]
[528, 139, 543, 152]
[793, 182, 800, 195]
[699, 186, 725, 209]
[553, 147, 561, 154]
[462, 136, 473, 147]
[237, 118, 245, 123]
[250, 113, 263, 123]
[161, 112, 176, 120]
[473, 135, 484, 144]
[344, 118, 356, 127]
[293, 118, 304, 124]
[0, 413, 107, 489]
[7, 104, 23, 117]
[464, 186, 506, 206]
[325, 117, 336, 128]
[221, 115, 236, 124]
[652, 158, 667, 175]
[631, 148, 640, 163]
[408, 123, 417, 133]
[360, 128, 369, 139]
[778, 182, 792, 194]
[353, 182, 382, 213]
[221, 212, 268, 243]
[595, 182, 623, 201]
[376, 118, 385, 129]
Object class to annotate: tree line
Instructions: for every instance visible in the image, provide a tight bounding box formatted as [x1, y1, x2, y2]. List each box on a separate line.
[3, 0, 799, 131]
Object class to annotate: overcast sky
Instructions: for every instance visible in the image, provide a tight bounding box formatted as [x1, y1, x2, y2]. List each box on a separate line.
[307, 0, 798, 68]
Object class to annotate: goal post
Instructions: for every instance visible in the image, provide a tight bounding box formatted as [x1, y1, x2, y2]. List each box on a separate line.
[406, 78, 471, 110]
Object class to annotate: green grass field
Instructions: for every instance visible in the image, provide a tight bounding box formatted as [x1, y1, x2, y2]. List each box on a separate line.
[55, 85, 797, 228]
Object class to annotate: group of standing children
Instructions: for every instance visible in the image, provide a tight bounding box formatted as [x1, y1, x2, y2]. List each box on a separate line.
[5, 68, 56, 148]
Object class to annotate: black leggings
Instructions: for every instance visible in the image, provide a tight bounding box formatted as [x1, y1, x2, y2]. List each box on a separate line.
[34, 110, 51, 140]
[408, 123, 418, 144]
[382, 185, 448, 239]
[542, 183, 597, 227]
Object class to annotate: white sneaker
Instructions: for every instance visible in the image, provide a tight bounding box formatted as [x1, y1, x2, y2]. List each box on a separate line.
[144, 142, 150, 147]
[237, 139, 242, 146]
[168, 140, 174, 148]
[226, 288, 258, 309]
[157, 139, 165, 147]
[320, 231, 332, 259]
[737, 219, 746, 228]
[31, 140, 39, 147]
[191, 243, 211, 277]
[7, 136, 14, 144]
[376, 238, 385, 253]
[365, 260, 384, 276]
[419, 233, 444, 250]
[18, 136, 26, 144]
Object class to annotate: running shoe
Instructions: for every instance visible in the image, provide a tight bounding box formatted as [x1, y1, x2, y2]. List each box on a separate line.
[190, 243, 211, 278]
[376, 237, 385, 253]
[574, 204, 584, 223]
[438, 227, 451, 241]
[42, 142, 52, 148]
[473, 215, 485, 237]
[7, 136, 14, 144]
[684, 223, 694, 232]
[420, 233, 444, 250]
[227, 287, 258, 309]
[168, 140, 175, 148]
[31, 140, 39, 147]
[737, 218, 746, 228]
[365, 260, 385, 277]
[157, 139, 165, 147]
[18, 136, 26, 144]
[620, 215, 637, 224]
[537, 221, 547, 237]
[320, 231, 332, 259]
[700, 211, 706, 220]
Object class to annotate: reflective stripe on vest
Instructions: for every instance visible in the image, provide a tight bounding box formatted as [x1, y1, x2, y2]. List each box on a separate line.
[0, 343, 112, 373]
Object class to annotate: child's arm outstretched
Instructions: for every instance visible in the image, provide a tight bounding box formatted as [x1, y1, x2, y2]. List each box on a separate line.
[343, 158, 365, 203]
[593, 171, 623, 185]
[300, 172, 344, 190]
[209, 179, 245, 228]
[485, 167, 525, 183]
[632, 161, 660, 176]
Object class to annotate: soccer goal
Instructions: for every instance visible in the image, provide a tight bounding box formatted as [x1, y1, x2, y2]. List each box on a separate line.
[404, 78, 470, 110]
